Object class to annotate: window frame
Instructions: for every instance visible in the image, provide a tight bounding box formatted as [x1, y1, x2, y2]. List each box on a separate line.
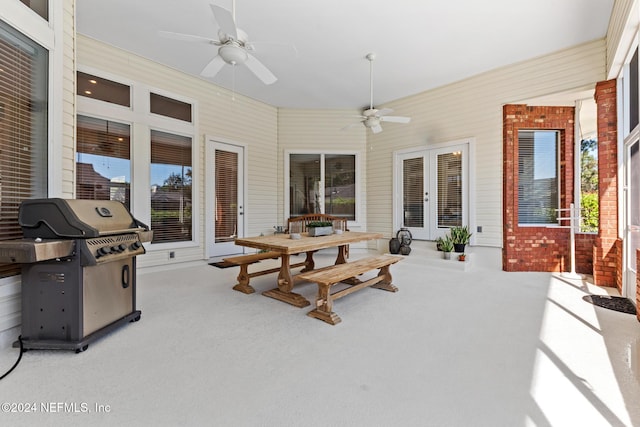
[517, 129, 561, 227]
[284, 149, 361, 226]
[76, 68, 199, 250]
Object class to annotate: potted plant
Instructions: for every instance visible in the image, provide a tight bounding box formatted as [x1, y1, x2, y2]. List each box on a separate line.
[458, 253, 466, 262]
[307, 221, 333, 237]
[450, 225, 472, 253]
[440, 236, 454, 259]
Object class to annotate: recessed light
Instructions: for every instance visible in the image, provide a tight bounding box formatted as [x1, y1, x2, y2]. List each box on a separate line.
[117, 137, 124, 142]
[89, 79, 97, 84]
[84, 90, 92, 95]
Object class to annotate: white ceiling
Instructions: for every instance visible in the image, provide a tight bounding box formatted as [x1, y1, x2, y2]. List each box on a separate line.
[76, 0, 614, 110]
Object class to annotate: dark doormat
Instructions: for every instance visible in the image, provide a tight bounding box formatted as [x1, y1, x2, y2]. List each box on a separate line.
[582, 295, 637, 315]
[209, 261, 236, 269]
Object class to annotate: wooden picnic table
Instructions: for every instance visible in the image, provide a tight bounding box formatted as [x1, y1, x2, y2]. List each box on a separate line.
[234, 231, 383, 307]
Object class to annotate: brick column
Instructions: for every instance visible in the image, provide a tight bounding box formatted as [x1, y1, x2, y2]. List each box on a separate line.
[502, 104, 576, 271]
[592, 80, 621, 289]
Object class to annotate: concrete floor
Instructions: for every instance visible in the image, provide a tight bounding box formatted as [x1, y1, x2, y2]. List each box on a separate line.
[1, 242, 640, 426]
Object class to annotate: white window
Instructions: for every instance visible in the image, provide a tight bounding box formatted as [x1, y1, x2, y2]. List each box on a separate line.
[518, 130, 559, 225]
[286, 152, 358, 222]
[0, 19, 48, 278]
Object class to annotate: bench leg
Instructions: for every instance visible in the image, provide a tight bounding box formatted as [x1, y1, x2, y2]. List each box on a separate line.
[307, 283, 342, 325]
[232, 264, 255, 294]
[371, 265, 399, 293]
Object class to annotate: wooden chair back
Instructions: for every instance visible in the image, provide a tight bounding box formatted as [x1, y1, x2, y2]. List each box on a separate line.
[286, 213, 348, 233]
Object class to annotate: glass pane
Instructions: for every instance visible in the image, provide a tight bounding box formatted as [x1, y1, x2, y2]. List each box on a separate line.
[215, 150, 238, 243]
[630, 140, 640, 272]
[76, 116, 131, 209]
[518, 130, 558, 224]
[403, 158, 423, 227]
[150, 93, 192, 122]
[289, 154, 321, 216]
[630, 48, 638, 133]
[20, 0, 48, 20]
[150, 130, 192, 243]
[324, 154, 355, 220]
[77, 71, 131, 107]
[437, 152, 462, 228]
[0, 21, 48, 278]
[580, 138, 598, 232]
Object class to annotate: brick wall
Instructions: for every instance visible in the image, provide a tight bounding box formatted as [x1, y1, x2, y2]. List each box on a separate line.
[593, 80, 620, 289]
[503, 104, 577, 272]
[637, 249, 640, 322]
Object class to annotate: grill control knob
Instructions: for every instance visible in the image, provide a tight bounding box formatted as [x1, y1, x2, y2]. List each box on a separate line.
[130, 241, 142, 250]
[97, 246, 111, 257]
[118, 243, 128, 252]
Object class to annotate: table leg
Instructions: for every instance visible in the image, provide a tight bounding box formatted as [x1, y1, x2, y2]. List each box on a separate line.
[336, 244, 361, 285]
[300, 251, 315, 272]
[262, 253, 310, 308]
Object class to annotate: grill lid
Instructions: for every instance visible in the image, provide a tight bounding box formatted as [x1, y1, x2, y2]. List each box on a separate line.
[19, 198, 143, 239]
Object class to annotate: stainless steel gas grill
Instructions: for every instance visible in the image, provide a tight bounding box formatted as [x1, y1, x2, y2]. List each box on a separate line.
[0, 198, 152, 352]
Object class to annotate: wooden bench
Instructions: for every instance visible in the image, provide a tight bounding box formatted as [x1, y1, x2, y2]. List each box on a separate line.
[224, 251, 306, 294]
[296, 254, 402, 325]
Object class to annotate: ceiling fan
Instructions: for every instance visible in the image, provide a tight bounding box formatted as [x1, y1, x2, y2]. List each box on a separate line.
[159, 1, 279, 85]
[344, 53, 411, 134]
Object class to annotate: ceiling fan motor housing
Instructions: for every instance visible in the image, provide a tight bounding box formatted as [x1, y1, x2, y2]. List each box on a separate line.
[219, 44, 248, 65]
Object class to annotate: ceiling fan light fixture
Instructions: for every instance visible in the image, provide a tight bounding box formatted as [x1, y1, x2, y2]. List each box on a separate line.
[218, 44, 248, 65]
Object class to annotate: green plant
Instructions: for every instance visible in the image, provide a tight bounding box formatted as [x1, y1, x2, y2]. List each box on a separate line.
[307, 221, 333, 228]
[440, 236, 454, 252]
[449, 225, 472, 245]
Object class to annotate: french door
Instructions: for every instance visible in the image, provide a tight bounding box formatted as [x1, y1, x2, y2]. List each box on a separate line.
[625, 139, 640, 302]
[396, 143, 468, 240]
[208, 141, 245, 257]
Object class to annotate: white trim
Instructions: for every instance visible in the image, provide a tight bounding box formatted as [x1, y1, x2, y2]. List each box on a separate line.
[392, 138, 476, 242]
[204, 136, 248, 258]
[0, 1, 54, 50]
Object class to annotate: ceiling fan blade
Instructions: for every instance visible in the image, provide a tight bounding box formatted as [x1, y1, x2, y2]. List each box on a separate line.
[158, 30, 220, 45]
[200, 55, 226, 78]
[210, 5, 237, 39]
[244, 54, 277, 85]
[377, 107, 394, 116]
[341, 121, 365, 131]
[371, 124, 383, 134]
[380, 116, 411, 124]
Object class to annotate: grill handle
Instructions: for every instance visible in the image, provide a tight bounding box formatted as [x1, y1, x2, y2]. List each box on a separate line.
[122, 264, 130, 289]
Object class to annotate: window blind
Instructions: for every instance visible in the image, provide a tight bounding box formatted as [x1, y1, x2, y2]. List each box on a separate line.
[150, 130, 192, 243]
[214, 149, 238, 243]
[403, 157, 424, 228]
[518, 130, 559, 225]
[0, 22, 48, 278]
[76, 115, 131, 208]
[437, 152, 462, 228]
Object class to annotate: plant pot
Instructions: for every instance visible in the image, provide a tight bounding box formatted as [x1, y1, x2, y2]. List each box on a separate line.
[389, 237, 401, 254]
[458, 254, 466, 261]
[399, 244, 411, 255]
[443, 252, 452, 260]
[308, 226, 333, 237]
[454, 243, 466, 253]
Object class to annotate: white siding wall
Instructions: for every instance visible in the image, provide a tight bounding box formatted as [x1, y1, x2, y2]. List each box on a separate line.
[276, 109, 368, 230]
[366, 40, 606, 247]
[606, 0, 637, 78]
[77, 35, 278, 267]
